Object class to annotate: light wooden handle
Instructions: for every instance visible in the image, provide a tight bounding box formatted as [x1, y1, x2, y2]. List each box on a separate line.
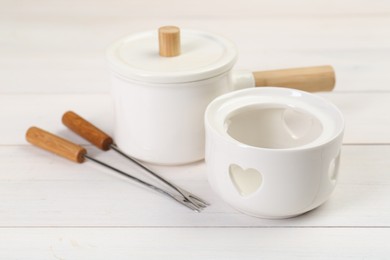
[26, 127, 86, 163]
[158, 26, 180, 57]
[252, 65, 335, 92]
[62, 111, 113, 151]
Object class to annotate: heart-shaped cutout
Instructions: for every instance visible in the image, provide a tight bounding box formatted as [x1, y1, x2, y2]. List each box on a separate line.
[282, 108, 314, 139]
[328, 152, 341, 183]
[229, 164, 262, 196]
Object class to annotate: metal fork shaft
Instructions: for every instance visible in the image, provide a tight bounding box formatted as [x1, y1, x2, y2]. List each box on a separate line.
[83, 154, 200, 212]
[110, 144, 209, 207]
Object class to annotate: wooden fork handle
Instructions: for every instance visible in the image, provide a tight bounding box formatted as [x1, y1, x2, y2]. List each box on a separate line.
[62, 111, 113, 151]
[26, 126, 86, 163]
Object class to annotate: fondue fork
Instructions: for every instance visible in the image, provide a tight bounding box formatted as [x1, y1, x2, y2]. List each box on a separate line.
[26, 127, 202, 212]
[62, 111, 209, 210]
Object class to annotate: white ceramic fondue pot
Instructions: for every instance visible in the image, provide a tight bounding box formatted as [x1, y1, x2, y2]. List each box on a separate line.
[106, 26, 336, 165]
[205, 87, 344, 218]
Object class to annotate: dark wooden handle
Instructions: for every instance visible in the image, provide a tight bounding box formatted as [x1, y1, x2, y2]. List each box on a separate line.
[26, 127, 86, 163]
[62, 111, 113, 151]
[252, 65, 335, 92]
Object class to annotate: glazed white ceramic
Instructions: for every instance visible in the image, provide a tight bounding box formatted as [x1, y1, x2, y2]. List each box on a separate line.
[205, 87, 344, 219]
[107, 29, 255, 165]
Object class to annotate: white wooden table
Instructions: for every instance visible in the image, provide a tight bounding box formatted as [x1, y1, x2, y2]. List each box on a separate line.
[1, 0, 390, 258]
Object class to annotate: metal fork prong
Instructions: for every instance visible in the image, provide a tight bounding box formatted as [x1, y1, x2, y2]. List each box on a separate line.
[187, 195, 210, 207]
[175, 189, 208, 208]
[189, 198, 207, 208]
[184, 197, 207, 209]
[184, 201, 202, 212]
[174, 197, 202, 212]
[189, 194, 210, 206]
[174, 187, 209, 208]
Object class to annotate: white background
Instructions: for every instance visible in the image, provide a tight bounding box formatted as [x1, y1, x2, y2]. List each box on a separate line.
[1, 0, 390, 258]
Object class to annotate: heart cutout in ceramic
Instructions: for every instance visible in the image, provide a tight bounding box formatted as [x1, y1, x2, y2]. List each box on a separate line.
[328, 152, 341, 183]
[229, 164, 262, 196]
[282, 108, 314, 139]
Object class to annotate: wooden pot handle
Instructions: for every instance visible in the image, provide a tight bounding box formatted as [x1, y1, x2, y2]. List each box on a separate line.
[252, 65, 335, 92]
[26, 127, 86, 163]
[62, 111, 113, 151]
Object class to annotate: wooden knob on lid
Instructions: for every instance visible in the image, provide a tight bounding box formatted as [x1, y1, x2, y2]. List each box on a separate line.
[158, 26, 181, 57]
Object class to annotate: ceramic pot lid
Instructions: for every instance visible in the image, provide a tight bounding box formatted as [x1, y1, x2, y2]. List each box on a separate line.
[106, 26, 238, 84]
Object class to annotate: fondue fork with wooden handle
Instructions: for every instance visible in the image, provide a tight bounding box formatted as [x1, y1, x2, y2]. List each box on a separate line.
[62, 111, 209, 210]
[26, 126, 202, 212]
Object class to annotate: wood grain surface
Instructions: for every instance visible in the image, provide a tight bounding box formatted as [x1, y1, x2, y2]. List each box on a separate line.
[26, 126, 87, 163]
[253, 65, 335, 92]
[62, 111, 113, 150]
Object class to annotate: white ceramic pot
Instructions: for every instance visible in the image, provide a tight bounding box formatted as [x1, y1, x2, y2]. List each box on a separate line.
[205, 87, 344, 219]
[106, 26, 335, 165]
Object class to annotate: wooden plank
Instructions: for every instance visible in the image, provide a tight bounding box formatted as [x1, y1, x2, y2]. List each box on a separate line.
[2, 17, 389, 53]
[0, 93, 389, 145]
[2, 0, 390, 17]
[1, 17, 389, 93]
[0, 228, 389, 259]
[2, 49, 388, 93]
[0, 94, 112, 146]
[0, 145, 389, 227]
